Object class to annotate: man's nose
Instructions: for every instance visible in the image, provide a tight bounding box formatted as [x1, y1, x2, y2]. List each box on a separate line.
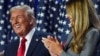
[11, 18, 18, 24]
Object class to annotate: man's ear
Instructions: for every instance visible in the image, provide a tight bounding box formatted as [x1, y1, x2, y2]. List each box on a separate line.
[30, 18, 36, 26]
[30, 18, 33, 24]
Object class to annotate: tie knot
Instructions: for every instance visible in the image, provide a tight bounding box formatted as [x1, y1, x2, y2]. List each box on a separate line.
[21, 37, 27, 43]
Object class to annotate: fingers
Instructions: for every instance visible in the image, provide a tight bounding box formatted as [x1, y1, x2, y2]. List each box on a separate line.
[47, 35, 58, 43]
[42, 36, 60, 46]
[54, 36, 60, 44]
[47, 35, 55, 41]
[42, 37, 50, 43]
[60, 41, 63, 46]
[42, 37, 49, 48]
[42, 37, 53, 49]
[42, 36, 63, 56]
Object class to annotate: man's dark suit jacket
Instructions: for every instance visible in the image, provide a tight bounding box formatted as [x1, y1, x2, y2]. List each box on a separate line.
[4, 30, 51, 56]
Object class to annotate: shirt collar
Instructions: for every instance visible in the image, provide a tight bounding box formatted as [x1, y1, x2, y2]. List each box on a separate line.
[20, 27, 36, 42]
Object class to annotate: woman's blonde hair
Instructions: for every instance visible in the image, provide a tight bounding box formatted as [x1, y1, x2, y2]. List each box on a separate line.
[66, 0, 100, 53]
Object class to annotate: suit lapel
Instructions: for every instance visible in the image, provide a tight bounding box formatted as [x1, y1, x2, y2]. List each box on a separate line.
[7, 38, 19, 56]
[26, 31, 40, 56]
[15, 39, 20, 56]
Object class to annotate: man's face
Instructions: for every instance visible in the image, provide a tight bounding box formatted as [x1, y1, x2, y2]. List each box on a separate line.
[10, 9, 32, 37]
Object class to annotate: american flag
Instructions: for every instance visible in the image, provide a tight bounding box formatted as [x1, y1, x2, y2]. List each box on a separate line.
[0, 0, 100, 55]
[36, 0, 71, 42]
[93, 0, 100, 14]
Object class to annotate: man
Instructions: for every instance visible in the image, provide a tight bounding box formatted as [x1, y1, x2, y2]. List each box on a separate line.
[4, 5, 50, 56]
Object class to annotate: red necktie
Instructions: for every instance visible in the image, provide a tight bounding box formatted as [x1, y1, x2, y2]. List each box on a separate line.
[17, 37, 27, 56]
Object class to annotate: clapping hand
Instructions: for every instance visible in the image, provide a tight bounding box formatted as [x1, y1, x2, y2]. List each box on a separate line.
[42, 36, 64, 56]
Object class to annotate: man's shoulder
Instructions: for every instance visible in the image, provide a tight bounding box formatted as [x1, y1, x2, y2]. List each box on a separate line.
[34, 30, 54, 38]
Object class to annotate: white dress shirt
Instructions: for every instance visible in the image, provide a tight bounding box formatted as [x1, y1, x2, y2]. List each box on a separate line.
[19, 27, 36, 56]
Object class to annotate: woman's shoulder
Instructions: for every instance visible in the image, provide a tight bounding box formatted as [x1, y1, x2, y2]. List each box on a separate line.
[86, 27, 99, 40]
[86, 28, 99, 35]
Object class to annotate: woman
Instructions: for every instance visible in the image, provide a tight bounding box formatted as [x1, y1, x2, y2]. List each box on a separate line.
[42, 0, 100, 56]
